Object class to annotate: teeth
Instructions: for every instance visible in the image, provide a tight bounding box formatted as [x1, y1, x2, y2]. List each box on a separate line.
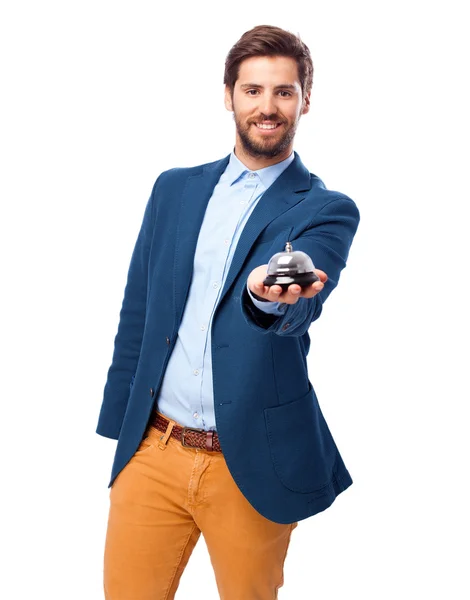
[256, 123, 278, 129]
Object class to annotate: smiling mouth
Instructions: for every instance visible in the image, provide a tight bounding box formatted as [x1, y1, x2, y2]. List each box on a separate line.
[253, 122, 283, 130]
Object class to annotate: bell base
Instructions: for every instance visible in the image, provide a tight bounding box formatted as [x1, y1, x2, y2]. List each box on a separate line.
[263, 271, 319, 290]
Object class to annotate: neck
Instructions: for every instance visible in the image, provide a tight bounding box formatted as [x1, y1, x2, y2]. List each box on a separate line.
[233, 141, 293, 171]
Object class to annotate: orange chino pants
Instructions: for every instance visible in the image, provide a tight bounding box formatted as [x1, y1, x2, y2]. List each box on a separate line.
[103, 412, 298, 600]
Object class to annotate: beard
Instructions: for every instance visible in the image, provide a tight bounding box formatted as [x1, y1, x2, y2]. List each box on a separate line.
[233, 111, 298, 159]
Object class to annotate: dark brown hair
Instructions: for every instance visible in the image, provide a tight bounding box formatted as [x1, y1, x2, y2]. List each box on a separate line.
[224, 25, 314, 99]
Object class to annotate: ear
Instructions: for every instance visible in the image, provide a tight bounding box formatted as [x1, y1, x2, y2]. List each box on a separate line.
[301, 92, 311, 115]
[224, 85, 234, 112]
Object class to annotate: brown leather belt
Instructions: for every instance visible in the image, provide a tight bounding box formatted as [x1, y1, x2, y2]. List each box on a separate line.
[150, 412, 222, 452]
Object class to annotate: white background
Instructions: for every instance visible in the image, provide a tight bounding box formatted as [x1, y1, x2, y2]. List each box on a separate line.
[1, 0, 469, 598]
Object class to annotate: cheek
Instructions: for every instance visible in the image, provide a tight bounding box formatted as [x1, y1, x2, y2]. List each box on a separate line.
[285, 109, 301, 124]
[285, 101, 303, 119]
[234, 106, 253, 123]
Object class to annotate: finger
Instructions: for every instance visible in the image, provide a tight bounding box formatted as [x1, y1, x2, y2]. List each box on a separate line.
[301, 281, 324, 298]
[278, 284, 301, 304]
[267, 285, 283, 300]
[253, 282, 272, 297]
[253, 282, 283, 301]
[314, 269, 328, 283]
[287, 284, 301, 297]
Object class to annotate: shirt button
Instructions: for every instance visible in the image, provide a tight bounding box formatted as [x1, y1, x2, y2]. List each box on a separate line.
[200, 325, 206, 331]
[248, 172, 256, 179]
[224, 239, 229, 245]
[193, 412, 199, 419]
[149, 388, 154, 397]
[213, 282, 219, 289]
[193, 369, 199, 376]
[240, 200, 246, 205]
[166, 337, 170, 345]
[281, 323, 290, 331]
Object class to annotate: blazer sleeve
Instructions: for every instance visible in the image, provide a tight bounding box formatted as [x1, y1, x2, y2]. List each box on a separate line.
[241, 195, 360, 337]
[95, 179, 158, 439]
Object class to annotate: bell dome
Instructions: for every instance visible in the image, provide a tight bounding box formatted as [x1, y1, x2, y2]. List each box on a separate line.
[263, 242, 319, 290]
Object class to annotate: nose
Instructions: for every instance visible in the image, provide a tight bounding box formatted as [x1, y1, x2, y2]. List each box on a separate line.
[259, 93, 278, 119]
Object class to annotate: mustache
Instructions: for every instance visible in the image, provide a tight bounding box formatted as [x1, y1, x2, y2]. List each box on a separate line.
[250, 114, 285, 123]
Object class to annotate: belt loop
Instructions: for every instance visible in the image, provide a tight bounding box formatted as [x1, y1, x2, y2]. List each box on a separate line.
[158, 420, 175, 450]
[205, 431, 214, 451]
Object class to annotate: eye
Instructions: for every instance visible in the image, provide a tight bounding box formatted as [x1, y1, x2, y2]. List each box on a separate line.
[246, 89, 259, 96]
[278, 90, 292, 97]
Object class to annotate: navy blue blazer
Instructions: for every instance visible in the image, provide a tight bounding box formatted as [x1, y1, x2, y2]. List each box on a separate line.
[96, 152, 360, 524]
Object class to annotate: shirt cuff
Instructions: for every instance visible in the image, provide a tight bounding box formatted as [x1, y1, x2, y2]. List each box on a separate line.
[246, 282, 288, 316]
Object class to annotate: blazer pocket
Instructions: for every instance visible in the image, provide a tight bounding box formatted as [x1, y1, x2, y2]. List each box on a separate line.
[264, 383, 338, 494]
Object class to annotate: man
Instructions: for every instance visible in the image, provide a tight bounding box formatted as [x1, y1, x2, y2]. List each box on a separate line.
[97, 24, 360, 599]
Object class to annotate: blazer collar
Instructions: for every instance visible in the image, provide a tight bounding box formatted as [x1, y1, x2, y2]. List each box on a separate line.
[203, 151, 311, 195]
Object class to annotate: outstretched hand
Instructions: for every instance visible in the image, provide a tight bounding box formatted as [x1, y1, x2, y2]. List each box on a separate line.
[247, 264, 327, 305]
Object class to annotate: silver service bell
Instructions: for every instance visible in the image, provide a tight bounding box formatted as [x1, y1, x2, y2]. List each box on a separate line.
[263, 241, 319, 291]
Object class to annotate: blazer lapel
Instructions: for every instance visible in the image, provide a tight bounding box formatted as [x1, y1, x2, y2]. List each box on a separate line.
[173, 155, 230, 318]
[218, 152, 312, 305]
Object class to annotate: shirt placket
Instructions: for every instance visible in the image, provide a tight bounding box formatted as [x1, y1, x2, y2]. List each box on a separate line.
[198, 174, 257, 427]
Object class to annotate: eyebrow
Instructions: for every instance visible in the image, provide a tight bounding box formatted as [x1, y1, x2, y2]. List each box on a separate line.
[240, 83, 298, 91]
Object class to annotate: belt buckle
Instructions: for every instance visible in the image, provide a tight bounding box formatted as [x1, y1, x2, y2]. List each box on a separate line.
[181, 426, 205, 448]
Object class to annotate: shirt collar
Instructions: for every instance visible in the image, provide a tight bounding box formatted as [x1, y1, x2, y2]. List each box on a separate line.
[223, 150, 295, 189]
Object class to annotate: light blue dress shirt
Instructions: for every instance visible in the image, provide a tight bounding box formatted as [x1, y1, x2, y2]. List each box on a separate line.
[156, 151, 294, 430]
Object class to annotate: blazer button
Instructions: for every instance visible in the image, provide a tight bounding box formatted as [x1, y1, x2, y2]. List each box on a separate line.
[166, 337, 170, 345]
[282, 323, 290, 331]
[149, 387, 154, 397]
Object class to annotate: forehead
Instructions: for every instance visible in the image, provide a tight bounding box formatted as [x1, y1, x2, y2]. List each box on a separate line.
[236, 56, 301, 88]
